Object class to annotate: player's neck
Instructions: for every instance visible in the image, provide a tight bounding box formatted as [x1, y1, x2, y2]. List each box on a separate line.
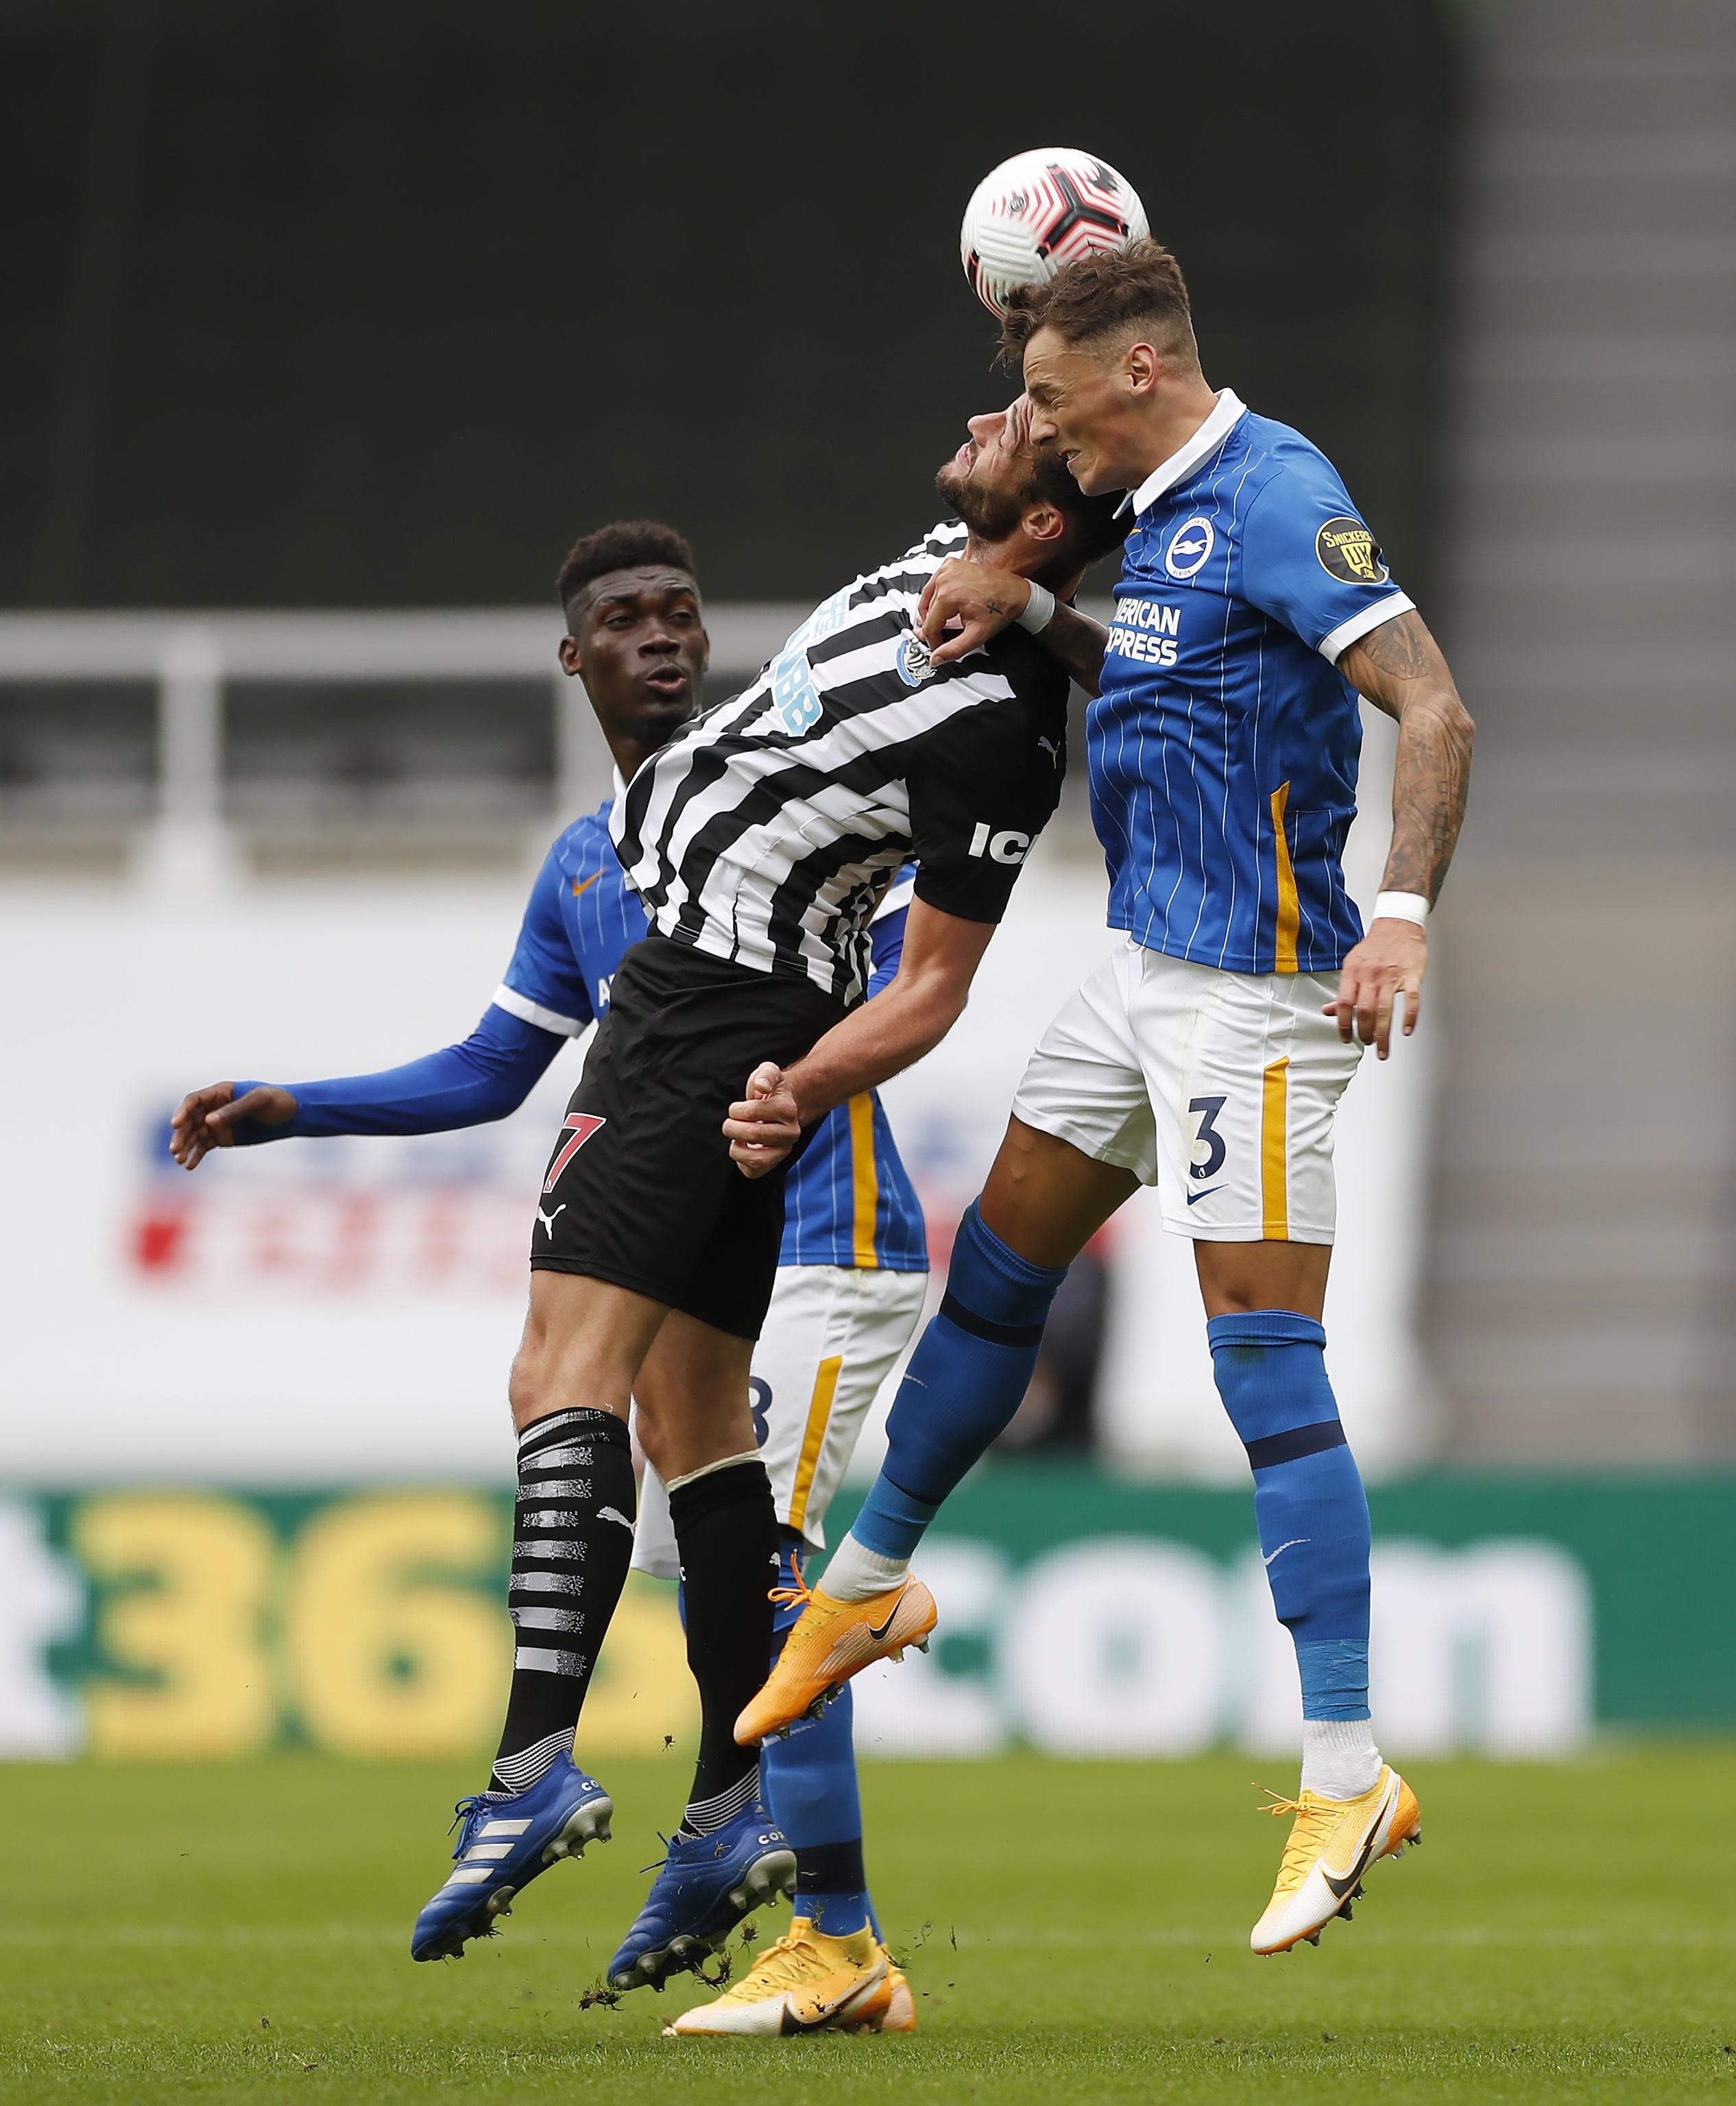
[604, 731, 662, 785]
[965, 534, 1084, 601]
[1122, 374, 1224, 486]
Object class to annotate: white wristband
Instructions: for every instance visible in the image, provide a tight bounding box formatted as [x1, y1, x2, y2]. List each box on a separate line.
[1015, 581, 1056, 633]
[1373, 890, 1430, 928]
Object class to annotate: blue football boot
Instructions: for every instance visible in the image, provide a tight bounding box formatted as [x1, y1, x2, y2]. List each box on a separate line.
[606, 1800, 796, 1992]
[411, 1753, 612, 1961]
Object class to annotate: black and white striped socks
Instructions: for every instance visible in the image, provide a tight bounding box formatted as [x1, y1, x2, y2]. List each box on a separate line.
[488, 1407, 636, 1798]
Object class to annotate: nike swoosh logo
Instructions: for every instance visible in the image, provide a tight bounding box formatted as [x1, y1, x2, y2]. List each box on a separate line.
[571, 872, 602, 898]
[866, 1601, 903, 1643]
[1185, 1185, 1224, 1205]
[1262, 1538, 1310, 1567]
[781, 1966, 890, 2032]
[1323, 1818, 1385, 1901]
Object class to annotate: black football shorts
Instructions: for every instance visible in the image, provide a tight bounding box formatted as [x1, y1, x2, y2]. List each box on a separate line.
[529, 933, 849, 1338]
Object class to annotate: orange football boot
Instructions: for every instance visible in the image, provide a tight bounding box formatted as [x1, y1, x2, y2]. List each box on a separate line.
[1250, 1765, 1422, 1955]
[735, 1568, 937, 1745]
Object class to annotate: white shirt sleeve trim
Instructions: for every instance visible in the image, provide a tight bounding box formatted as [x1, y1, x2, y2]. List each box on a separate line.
[871, 875, 917, 923]
[492, 983, 587, 1037]
[1318, 592, 1415, 666]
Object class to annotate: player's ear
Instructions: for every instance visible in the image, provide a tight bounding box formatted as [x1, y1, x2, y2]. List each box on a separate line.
[1123, 341, 1160, 397]
[557, 635, 583, 676]
[1022, 501, 1068, 548]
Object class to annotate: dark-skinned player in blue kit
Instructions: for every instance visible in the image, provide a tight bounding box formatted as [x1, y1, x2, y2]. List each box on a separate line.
[738, 241, 1475, 1961]
[171, 522, 926, 2031]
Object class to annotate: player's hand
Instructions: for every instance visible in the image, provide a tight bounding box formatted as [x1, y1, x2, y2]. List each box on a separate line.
[724, 1061, 802, 1178]
[169, 1082, 298, 1170]
[916, 560, 1031, 667]
[1324, 919, 1427, 1060]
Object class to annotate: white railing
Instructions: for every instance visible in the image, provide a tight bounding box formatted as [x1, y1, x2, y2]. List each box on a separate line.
[0, 607, 807, 886]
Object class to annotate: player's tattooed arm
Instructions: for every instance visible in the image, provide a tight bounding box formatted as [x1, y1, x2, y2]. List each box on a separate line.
[1028, 601, 1109, 696]
[1338, 609, 1475, 906]
[916, 560, 1107, 691]
[1327, 609, 1475, 1060]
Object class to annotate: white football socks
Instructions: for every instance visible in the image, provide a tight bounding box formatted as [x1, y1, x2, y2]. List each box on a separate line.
[1300, 1718, 1383, 1800]
[819, 1532, 911, 1603]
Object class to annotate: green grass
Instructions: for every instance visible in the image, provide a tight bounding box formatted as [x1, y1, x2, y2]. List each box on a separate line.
[5, 1748, 1736, 2103]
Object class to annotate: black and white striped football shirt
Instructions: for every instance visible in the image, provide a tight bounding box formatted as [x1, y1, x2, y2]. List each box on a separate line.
[612, 521, 1072, 1004]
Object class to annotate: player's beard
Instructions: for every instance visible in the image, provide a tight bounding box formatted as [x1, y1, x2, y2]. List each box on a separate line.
[935, 460, 1025, 543]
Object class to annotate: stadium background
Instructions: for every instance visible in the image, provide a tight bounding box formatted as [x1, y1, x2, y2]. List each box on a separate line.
[3, 0, 1734, 1959]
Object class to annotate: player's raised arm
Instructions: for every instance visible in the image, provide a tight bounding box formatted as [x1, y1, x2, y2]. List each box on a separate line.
[1329, 608, 1475, 1057]
[724, 897, 996, 1176]
[918, 558, 1109, 692]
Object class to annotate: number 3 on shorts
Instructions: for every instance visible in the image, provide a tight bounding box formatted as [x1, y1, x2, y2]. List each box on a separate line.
[1188, 1094, 1228, 1181]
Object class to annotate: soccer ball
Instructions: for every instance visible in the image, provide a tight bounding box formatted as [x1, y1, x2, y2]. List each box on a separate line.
[960, 148, 1149, 317]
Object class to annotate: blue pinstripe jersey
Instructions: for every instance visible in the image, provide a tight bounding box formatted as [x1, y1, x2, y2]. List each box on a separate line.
[1092, 390, 1414, 976]
[493, 801, 928, 1274]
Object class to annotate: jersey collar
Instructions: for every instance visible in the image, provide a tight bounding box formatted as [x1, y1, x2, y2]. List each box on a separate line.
[611, 764, 628, 800]
[1116, 389, 1248, 518]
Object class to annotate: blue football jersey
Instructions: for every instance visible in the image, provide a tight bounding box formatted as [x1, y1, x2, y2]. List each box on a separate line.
[1092, 389, 1414, 976]
[775, 871, 928, 1272]
[494, 801, 927, 1274]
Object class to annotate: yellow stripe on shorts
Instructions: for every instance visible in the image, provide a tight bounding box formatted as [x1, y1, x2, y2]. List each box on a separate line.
[848, 1092, 880, 1269]
[1262, 1056, 1290, 1241]
[788, 1355, 843, 1535]
[1269, 782, 1300, 973]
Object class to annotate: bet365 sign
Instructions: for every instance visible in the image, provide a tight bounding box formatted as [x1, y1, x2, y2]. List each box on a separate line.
[0, 1482, 1617, 1763]
[0, 1492, 695, 1763]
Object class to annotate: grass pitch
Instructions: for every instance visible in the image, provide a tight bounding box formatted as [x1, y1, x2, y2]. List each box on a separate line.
[4, 1747, 1735, 2103]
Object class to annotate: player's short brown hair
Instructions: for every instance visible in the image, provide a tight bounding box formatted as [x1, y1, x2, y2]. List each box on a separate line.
[1001, 239, 1198, 370]
[557, 520, 696, 620]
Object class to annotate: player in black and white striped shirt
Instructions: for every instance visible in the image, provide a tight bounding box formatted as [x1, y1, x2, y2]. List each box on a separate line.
[615, 511, 1062, 1005]
[521, 398, 1126, 1994]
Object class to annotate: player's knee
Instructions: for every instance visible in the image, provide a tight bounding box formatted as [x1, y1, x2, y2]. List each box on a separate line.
[1196, 1239, 1331, 1320]
[506, 1348, 552, 1431]
[506, 1330, 581, 1431]
[633, 1399, 673, 1476]
[981, 1119, 1049, 1218]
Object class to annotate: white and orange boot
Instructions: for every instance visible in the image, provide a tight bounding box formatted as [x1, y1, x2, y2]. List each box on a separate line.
[1250, 1765, 1421, 1955]
[735, 1573, 937, 1746]
[664, 1919, 893, 2037]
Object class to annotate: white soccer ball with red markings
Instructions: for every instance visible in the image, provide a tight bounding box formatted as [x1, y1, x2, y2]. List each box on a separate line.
[960, 148, 1149, 317]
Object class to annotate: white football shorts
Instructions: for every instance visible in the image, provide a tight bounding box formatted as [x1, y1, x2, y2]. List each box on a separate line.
[1012, 937, 1363, 1245]
[631, 1260, 929, 1580]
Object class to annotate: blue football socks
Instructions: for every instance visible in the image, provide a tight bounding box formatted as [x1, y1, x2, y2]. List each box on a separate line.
[847, 1202, 1068, 1567]
[760, 1533, 873, 1937]
[1206, 1309, 1371, 1721]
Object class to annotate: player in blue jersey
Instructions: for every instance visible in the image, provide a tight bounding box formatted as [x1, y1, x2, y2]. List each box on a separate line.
[169, 519, 926, 2031]
[741, 242, 1475, 1959]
